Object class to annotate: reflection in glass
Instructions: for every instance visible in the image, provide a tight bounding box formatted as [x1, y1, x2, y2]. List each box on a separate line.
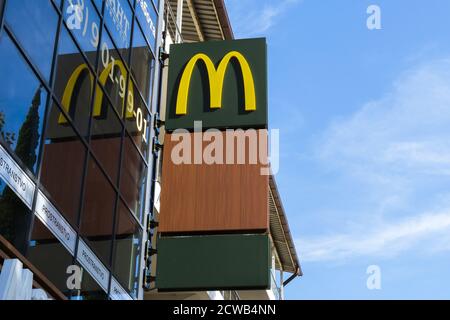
[125, 81, 150, 159]
[52, 0, 61, 10]
[120, 135, 147, 223]
[0, 33, 47, 174]
[92, 0, 103, 14]
[53, 25, 94, 138]
[62, 0, 101, 68]
[98, 28, 129, 118]
[71, 264, 108, 300]
[81, 157, 116, 266]
[90, 87, 123, 185]
[0, 0, 159, 300]
[131, 23, 154, 105]
[152, 0, 160, 12]
[27, 218, 74, 298]
[113, 200, 142, 298]
[0, 182, 32, 254]
[40, 105, 86, 227]
[135, 0, 158, 52]
[5, 0, 58, 81]
[103, 0, 132, 53]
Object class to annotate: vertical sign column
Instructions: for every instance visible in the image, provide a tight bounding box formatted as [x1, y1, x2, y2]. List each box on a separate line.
[156, 38, 271, 291]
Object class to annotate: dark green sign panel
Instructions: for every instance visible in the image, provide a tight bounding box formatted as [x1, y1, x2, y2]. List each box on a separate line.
[156, 234, 271, 291]
[165, 38, 267, 131]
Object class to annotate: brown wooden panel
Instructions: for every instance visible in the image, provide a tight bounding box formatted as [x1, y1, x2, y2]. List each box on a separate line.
[159, 130, 269, 234]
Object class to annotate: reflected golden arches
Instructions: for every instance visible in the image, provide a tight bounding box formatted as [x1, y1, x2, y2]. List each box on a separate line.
[95, 59, 135, 119]
[58, 64, 93, 124]
[59, 60, 134, 124]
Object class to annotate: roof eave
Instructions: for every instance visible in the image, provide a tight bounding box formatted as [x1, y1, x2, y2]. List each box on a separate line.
[212, 0, 234, 40]
[269, 175, 303, 277]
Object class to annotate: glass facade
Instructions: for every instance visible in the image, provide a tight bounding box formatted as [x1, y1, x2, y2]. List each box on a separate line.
[0, 0, 161, 300]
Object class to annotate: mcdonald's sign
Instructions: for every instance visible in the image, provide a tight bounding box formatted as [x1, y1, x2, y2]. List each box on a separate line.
[165, 38, 267, 131]
[45, 48, 151, 141]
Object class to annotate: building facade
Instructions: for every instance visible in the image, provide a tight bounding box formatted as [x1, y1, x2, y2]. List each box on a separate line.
[0, 0, 301, 300]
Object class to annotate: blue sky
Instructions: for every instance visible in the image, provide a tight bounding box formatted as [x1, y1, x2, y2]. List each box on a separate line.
[225, 0, 450, 299]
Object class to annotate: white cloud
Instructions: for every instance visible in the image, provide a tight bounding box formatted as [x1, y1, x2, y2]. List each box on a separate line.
[298, 58, 450, 263]
[297, 210, 450, 262]
[319, 58, 450, 177]
[225, 0, 301, 37]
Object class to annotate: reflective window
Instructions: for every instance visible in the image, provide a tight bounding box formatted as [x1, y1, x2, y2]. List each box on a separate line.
[125, 81, 151, 159]
[113, 200, 142, 298]
[53, 25, 94, 138]
[135, 0, 158, 52]
[104, 0, 132, 52]
[120, 135, 146, 223]
[98, 28, 129, 118]
[92, 0, 103, 14]
[62, 0, 101, 68]
[0, 33, 47, 174]
[90, 87, 123, 185]
[52, 0, 62, 10]
[152, 0, 159, 12]
[71, 264, 109, 300]
[40, 104, 86, 227]
[28, 218, 74, 298]
[4, 0, 58, 81]
[0, 183, 32, 254]
[80, 156, 116, 266]
[131, 23, 154, 105]
[0, 0, 159, 298]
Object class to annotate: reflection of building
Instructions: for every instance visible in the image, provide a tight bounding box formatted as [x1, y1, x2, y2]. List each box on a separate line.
[0, 0, 301, 301]
[0, 0, 159, 300]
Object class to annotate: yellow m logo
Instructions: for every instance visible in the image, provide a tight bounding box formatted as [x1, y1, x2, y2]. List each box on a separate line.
[59, 60, 134, 124]
[176, 51, 256, 115]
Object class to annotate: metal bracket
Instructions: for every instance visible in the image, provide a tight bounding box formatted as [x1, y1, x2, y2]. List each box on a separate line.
[148, 248, 158, 256]
[153, 138, 164, 153]
[159, 47, 169, 61]
[148, 219, 159, 229]
[154, 113, 165, 128]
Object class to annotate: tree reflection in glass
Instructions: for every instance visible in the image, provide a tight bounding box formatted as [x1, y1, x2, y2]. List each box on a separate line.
[0, 86, 43, 253]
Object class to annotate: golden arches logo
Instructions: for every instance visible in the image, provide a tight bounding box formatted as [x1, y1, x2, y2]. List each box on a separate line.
[176, 51, 256, 115]
[58, 60, 134, 124]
